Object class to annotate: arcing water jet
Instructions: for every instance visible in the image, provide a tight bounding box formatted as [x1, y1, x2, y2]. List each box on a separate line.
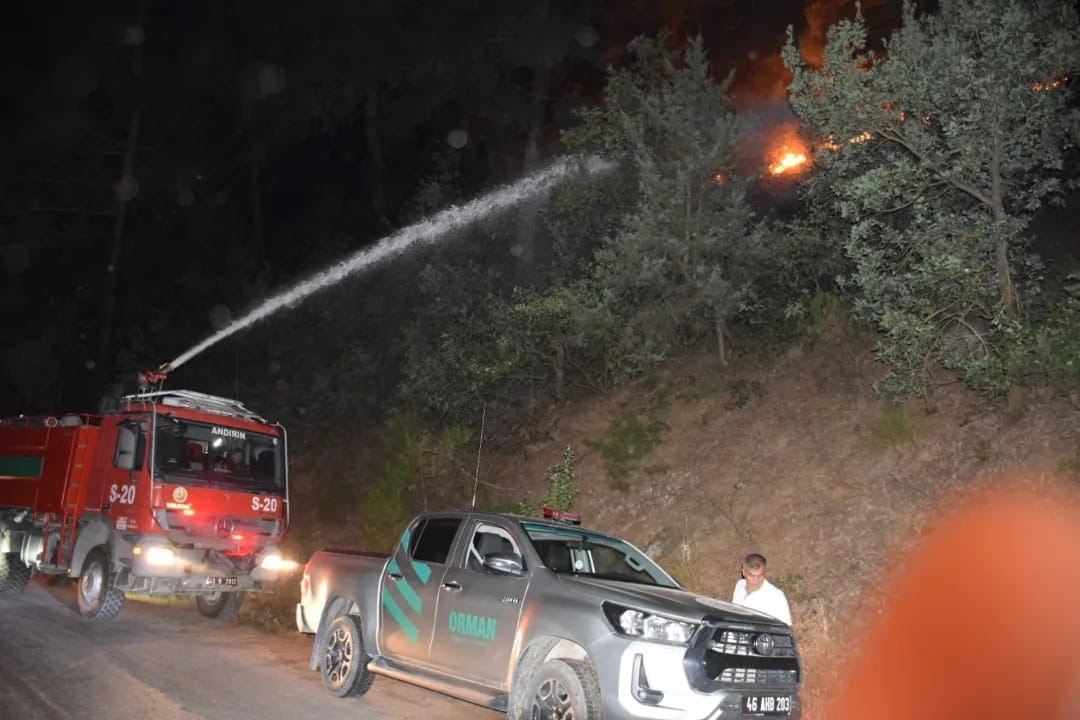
[159, 155, 614, 375]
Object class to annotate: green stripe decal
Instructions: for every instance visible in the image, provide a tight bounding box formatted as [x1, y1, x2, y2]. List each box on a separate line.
[0, 456, 43, 478]
[411, 560, 431, 584]
[381, 591, 418, 643]
[387, 557, 400, 575]
[521, 522, 618, 542]
[395, 576, 422, 614]
[398, 527, 431, 584]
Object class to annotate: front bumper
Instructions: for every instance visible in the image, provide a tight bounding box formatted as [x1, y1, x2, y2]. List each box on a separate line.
[122, 545, 282, 594]
[592, 635, 801, 720]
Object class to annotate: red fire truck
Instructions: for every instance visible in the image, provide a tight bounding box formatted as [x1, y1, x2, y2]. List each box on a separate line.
[0, 384, 289, 621]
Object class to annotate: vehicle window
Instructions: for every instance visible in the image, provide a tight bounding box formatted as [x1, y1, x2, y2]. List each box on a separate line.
[152, 417, 283, 494]
[466, 524, 523, 572]
[410, 517, 461, 564]
[591, 544, 656, 584]
[520, 522, 680, 588]
[113, 422, 145, 470]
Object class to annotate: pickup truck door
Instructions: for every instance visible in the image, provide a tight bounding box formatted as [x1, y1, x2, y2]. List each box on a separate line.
[428, 520, 528, 688]
[377, 516, 461, 665]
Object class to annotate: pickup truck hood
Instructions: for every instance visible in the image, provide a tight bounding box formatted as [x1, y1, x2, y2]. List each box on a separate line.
[560, 575, 786, 628]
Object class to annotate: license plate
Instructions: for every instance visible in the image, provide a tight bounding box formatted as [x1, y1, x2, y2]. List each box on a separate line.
[207, 577, 238, 587]
[741, 695, 791, 716]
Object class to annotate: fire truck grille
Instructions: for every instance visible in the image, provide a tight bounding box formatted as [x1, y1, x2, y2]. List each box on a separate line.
[164, 511, 280, 541]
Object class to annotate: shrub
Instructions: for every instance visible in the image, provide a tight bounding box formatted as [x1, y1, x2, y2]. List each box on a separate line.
[589, 412, 669, 490]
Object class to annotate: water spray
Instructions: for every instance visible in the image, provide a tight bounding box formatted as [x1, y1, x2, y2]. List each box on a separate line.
[158, 154, 614, 376]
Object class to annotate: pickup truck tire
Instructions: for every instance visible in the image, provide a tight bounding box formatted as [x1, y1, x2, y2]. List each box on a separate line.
[0, 552, 31, 595]
[76, 548, 125, 620]
[519, 658, 602, 720]
[196, 591, 242, 621]
[320, 614, 375, 698]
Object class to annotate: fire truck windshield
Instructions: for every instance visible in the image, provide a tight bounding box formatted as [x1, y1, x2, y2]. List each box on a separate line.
[153, 417, 283, 494]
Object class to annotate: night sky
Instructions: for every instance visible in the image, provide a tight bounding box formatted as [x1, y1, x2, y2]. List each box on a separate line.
[0, 0, 913, 416]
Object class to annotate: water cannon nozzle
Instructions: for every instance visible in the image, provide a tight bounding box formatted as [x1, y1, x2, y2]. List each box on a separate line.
[138, 366, 171, 393]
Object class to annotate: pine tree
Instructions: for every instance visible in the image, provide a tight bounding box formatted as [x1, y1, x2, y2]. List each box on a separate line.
[572, 34, 775, 372]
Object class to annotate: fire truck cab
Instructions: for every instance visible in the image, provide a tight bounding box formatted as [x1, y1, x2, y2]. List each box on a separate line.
[0, 389, 289, 621]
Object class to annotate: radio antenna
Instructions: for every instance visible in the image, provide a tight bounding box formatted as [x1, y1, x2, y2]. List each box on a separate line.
[470, 404, 486, 510]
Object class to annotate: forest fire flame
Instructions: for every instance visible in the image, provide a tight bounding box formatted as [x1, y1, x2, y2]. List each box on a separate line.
[761, 125, 876, 181]
[755, 70, 1069, 184]
[770, 150, 809, 175]
[1033, 74, 1068, 92]
[768, 127, 811, 177]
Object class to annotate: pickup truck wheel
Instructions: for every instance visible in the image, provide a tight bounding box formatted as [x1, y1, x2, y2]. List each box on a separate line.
[77, 548, 125, 620]
[0, 552, 31, 595]
[522, 659, 602, 720]
[196, 591, 241, 621]
[320, 615, 374, 698]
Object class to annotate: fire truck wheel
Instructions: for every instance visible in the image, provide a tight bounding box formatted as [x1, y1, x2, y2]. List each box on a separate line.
[196, 590, 242, 621]
[320, 614, 375, 698]
[76, 548, 125, 620]
[0, 552, 31, 595]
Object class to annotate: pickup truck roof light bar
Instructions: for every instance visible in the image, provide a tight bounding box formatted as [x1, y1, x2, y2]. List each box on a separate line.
[542, 508, 581, 525]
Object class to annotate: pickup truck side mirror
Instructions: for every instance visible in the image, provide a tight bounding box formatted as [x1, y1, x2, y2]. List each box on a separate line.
[483, 552, 525, 577]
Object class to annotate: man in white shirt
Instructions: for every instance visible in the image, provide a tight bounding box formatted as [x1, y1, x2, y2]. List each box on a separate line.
[731, 553, 792, 626]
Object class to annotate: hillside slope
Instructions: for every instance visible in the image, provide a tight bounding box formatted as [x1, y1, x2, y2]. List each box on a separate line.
[475, 332, 1080, 716]
[256, 330, 1080, 718]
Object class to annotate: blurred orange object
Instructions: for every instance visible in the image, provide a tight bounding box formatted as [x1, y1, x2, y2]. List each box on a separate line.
[824, 482, 1080, 720]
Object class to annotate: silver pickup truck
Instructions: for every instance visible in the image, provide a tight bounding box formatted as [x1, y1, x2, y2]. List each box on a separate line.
[296, 509, 802, 719]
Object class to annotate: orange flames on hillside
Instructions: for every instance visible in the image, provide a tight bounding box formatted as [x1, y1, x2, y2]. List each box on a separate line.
[1033, 74, 1068, 92]
[765, 71, 1066, 180]
[770, 150, 809, 175]
[768, 127, 811, 176]
[762, 124, 876, 181]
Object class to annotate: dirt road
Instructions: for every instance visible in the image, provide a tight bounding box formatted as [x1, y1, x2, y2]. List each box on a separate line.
[0, 580, 495, 720]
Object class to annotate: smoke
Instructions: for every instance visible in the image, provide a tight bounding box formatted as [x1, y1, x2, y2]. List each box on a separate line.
[734, 100, 801, 175]
[800, 0, 886, 67]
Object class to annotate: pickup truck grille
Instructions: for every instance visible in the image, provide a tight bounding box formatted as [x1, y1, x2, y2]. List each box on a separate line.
[716, 667, 800, 685]
[699, 626, 800, 687]
[712, 629, 797, 657]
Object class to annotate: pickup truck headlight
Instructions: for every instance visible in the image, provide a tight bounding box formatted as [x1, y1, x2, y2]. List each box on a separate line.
[603, 602, 697, 645]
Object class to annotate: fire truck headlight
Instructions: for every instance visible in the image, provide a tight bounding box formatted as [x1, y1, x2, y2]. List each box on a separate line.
[144, 546, 177, 566]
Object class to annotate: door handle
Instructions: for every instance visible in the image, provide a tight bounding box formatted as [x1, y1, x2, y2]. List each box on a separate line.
[441, 580, 462, 592]
[387, 571, 404, 580]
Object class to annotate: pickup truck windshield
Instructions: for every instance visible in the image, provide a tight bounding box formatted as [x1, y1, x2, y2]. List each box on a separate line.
[153, 416, 284, 494]
[521, 522, 679, 588]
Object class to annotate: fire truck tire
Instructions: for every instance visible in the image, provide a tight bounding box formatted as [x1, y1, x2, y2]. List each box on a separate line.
[319, 614, 375, 698]
[0, 553, 31, 595]
[76, 548, 125, 620]
[196, 591, 242, 621]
